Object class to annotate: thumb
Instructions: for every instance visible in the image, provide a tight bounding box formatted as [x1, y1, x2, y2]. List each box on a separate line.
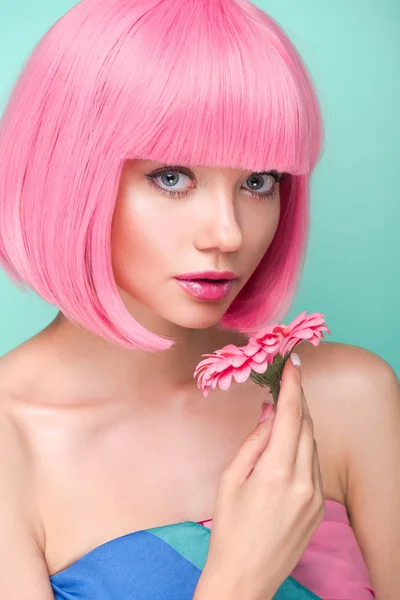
[224, 403, 275, 486]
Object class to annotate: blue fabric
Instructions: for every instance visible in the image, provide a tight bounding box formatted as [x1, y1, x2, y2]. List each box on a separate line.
[49, 521, 321, 599]
[50, 529, 201, 600]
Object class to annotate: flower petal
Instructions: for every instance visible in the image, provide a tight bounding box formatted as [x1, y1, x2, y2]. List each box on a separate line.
[286, 310, 308, 330]
[233, 364, 252, 383]
[217, 369, 234, 391]
[230, 353, 250, 368]
[242, 341, 262, 357]
[250, 361, 270, 374]
[251, 349, 269, 363]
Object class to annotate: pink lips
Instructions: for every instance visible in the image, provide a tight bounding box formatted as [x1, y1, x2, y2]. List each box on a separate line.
[175, 271, 237, 301]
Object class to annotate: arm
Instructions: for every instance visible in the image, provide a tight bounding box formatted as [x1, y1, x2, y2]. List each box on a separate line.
[0, 405, 55, 599]
[332, 345, 400, 599]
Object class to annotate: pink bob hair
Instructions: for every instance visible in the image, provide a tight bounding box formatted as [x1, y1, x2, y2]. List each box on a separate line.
[0, 0, 324, 352]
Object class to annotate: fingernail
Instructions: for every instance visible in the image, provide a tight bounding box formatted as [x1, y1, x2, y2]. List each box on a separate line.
[290, 352, 301, 369]
[259, 403, 274, 422]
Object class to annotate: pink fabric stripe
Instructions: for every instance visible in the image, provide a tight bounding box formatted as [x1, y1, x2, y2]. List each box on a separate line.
[197, 500, 375, 599]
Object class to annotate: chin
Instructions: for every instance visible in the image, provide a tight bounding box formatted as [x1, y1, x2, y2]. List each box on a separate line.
[167, 305, 229, 330]
[172, 315, 224, 330]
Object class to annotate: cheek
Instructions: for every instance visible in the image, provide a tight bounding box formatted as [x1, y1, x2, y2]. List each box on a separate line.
[111, 192, 176, 282]
[245, 198, 281, 257]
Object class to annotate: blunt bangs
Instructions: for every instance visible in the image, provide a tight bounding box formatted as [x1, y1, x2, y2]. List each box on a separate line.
[118, 1, 323, 174]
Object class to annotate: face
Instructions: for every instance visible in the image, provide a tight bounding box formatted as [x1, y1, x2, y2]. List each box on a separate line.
[111, 159, 281, 333]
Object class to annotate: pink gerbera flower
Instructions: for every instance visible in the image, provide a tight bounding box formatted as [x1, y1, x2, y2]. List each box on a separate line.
[194, 311, 331, 405]
[251, 310, 330, 357]
[193, 342, 278, 398]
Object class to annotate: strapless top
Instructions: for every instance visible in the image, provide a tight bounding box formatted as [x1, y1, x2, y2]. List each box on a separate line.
[49, 499, 375, 599]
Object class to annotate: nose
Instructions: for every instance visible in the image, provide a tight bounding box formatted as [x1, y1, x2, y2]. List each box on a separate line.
[194, 190, 243, 254]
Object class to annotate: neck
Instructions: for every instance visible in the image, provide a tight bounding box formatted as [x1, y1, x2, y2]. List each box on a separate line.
[38, 311, 248, 410]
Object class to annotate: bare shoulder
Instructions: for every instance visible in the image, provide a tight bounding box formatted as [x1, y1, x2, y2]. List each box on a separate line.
[297, 338, 398, 420]
[296, 338, 398, 440]
[0, 336, 41, 397]
[297, 336, 396, 378]
[297, 339, 399, 492]
[0, 340, 50, 541]
[0, 358, 46, 547]
[296, 341, 400, 597]
[0, 366, 55, 597]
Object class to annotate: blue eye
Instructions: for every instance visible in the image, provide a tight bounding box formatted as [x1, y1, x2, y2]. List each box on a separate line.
[145, 166, 285, 200]
[148, 170, 193, 197]
[243, 173, 275, 197]
[145, 166, 194, 199]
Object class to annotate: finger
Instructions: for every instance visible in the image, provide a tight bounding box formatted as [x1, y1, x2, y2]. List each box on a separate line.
[293, 387, 316, 484]
[294, 387, 325, 504]
[254, 355, 303, 475]
[310, 440, 325, 524]
[302, 389, 324, 500]
[222, 404, 276, 487]
[313, 439, 325, 501]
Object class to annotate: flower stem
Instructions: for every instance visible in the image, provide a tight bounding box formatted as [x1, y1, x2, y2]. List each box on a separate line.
[249, 352, 290, 407]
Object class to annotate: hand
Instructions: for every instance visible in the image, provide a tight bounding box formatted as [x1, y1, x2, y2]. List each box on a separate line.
[194, 354, 325, 600]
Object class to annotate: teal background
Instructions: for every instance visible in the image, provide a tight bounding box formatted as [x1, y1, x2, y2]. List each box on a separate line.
[0, 1, 399, 376]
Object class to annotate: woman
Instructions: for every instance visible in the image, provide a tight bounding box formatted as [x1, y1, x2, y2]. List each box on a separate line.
[0, 0, 398, 598]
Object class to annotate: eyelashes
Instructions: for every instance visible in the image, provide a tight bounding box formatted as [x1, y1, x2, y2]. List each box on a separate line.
[145, 166, 286, 201]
